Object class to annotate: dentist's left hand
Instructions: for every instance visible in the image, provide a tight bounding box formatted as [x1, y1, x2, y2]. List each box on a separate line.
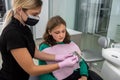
[58, 55, 78, 68]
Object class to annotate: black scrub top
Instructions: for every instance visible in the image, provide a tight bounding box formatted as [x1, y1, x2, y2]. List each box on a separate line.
[0, 17, 35, 80]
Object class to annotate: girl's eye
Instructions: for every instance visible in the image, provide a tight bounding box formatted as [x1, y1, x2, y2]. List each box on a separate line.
[54, 30, 66, 34]
[55, 32, 60, 34]
[62, 30, 66, 33]
[62, 31, 65, 33]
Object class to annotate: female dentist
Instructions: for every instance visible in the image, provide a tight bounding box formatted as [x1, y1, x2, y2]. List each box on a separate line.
[0, 0, 78, 80]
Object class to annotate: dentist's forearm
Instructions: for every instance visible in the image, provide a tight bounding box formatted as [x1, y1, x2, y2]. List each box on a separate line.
[34, 48, 55, 61]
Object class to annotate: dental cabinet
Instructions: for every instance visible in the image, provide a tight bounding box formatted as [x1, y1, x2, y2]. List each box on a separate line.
[101, 48, 120, 80]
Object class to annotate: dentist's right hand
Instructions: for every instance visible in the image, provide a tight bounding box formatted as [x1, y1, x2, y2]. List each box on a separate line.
[58, 55, 78, 68]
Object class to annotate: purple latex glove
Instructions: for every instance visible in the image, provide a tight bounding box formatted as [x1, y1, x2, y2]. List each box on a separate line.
[55, 53, 73, 61]
[58, 55, 78, 68]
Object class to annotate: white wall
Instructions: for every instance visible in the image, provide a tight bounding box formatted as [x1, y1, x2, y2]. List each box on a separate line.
[87, 0, 99, 33]
[107, 0, 120, 41]
[35, 0, 49, 38]
[51, 0, 76, 29]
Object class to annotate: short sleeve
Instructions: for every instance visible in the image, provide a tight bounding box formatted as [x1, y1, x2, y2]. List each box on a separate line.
[5, 30, 26, 51]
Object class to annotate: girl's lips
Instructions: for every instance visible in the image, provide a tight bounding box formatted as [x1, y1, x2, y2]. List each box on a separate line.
[59, 38, 64, 40]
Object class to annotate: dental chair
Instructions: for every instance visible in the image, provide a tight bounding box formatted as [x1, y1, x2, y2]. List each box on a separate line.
[101, 44, 120, 80]
[81, 36, 110, 69]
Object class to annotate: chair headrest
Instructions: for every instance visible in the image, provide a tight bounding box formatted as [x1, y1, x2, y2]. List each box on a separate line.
[98, 36, 110, 48]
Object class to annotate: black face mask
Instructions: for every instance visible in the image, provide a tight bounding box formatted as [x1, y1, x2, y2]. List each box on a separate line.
[25, 15, 40, 26]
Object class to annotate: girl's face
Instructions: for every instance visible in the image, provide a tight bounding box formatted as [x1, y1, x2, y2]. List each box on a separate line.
[49, 24, 66, 42]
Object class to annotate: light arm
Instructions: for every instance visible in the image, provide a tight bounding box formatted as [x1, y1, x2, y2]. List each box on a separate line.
[34, 47, 55, 61]
[11, 48, 59, 76]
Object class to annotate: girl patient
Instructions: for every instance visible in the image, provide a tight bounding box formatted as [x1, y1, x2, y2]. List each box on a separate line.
[39, 16, 88, 80]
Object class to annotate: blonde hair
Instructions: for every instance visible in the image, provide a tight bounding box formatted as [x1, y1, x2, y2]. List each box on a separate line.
[3, 0, 42, 27]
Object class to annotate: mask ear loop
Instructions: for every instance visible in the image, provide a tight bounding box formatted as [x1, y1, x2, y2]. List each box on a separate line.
[11, 9, 14, 16]
[20, 9, 26, 26]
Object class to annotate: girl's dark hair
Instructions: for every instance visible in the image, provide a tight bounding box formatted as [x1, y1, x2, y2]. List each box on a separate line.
[42, 15, 71, 46]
